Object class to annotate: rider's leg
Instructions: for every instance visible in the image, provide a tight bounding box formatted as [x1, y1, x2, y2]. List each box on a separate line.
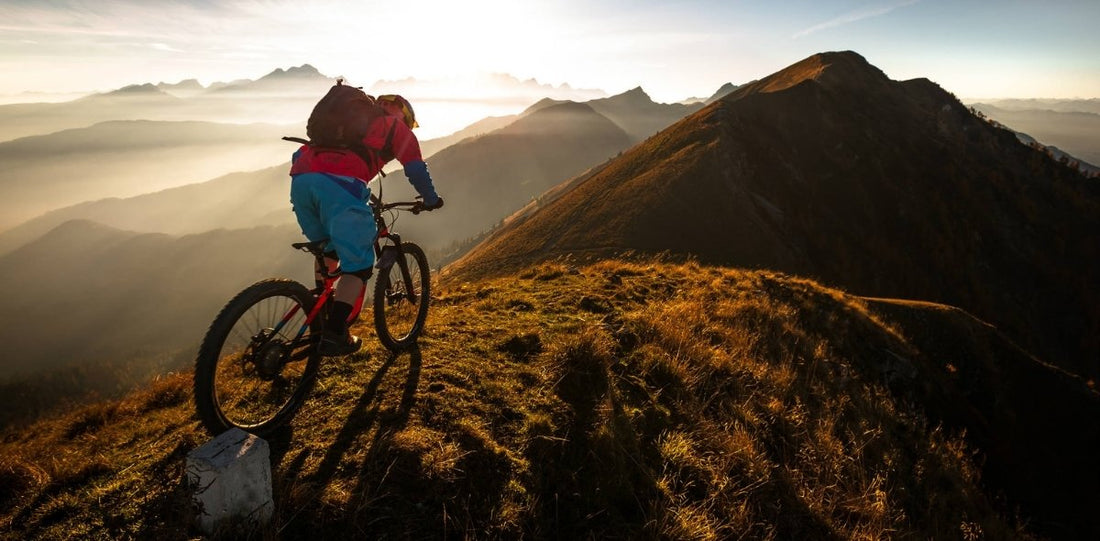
[323, 192, 376, 338]
[291, 174, 341, 291]
[293, 172, 376, 355]
[321, 269, 372, 355]
[328, 275, 365, 333]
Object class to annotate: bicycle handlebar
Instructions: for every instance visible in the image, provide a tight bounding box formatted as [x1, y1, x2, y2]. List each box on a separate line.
[382, 201, 425, 213]
[369, 194, 428, 214]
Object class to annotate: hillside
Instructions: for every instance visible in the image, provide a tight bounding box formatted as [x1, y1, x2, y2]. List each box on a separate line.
[0, 91, 186, 142]
[445, 51, 1100, 381]
[0, 165, 292, 255]
[0, 109, 536, 256]
[376, 100, 635, 253]
[419, 114, 521, 159]
[390, 86, 707, 257]
[0, 120, 295, 231]
[587, 87, 704, 143]
[1, 260, 1095, 539]
[0, 220, 310, 384]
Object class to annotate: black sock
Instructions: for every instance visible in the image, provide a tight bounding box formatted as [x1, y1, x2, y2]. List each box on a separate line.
[328, 301, 354, 334]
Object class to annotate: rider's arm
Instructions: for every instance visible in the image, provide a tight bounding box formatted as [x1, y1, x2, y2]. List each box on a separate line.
[385, 119, 441, 207]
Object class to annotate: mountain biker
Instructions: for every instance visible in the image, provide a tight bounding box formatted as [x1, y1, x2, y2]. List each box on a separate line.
[289, 94, 443, 356]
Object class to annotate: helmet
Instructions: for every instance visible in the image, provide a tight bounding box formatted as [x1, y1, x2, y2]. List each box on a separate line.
[376, 94, 418, 129]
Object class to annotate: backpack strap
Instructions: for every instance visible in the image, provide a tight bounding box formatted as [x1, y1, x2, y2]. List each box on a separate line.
[384, 118, 397, 150]
[281, 117, 399, 178]
[352, 118, 398, 169]
[349, 144, 386, 178]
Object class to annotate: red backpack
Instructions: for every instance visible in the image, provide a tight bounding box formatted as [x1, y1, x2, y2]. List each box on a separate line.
[285, 79, 394, 164]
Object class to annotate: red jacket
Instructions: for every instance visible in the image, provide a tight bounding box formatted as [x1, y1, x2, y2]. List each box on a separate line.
[289, 114, 424, 182]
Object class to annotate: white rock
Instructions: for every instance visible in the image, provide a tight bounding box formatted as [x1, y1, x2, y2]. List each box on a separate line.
[185, 428, 274, 535]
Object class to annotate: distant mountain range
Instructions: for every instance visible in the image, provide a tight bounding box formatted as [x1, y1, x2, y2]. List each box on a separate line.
[368, 72, 609, 103]
[968, 97, 1100, 115]
[0, 65, 619, 142]
[446, 51, 1100, 384]
[968, 102, 1100, 167]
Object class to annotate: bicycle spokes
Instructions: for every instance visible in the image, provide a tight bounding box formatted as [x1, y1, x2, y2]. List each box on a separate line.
[373, 242, 430, 351]
[195, 281, 321, 434]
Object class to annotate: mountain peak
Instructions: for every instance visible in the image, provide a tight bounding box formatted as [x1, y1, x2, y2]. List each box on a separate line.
[591, 86, 655, 108]
[740, 50, 888, 96]
[105, 83, 166, 96]
[522, 97, 569, 116]
[617, 86, 652, 101]
[259, 64, 325, 81]
[705, 82, 738, 103]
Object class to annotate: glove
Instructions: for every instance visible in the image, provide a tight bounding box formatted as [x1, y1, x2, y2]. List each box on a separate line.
[424, 196, 444, 211]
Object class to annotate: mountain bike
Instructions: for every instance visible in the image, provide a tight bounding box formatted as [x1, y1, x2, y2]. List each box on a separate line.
[193, 192, 431, 436]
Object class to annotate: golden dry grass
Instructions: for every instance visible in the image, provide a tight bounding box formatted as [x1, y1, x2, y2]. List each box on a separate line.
[0, 260, 1044, 539]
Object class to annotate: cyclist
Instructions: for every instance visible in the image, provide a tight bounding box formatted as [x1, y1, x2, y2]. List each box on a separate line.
[289, 94, 443, 356]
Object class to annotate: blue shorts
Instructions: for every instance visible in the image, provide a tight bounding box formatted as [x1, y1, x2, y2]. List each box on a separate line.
[289, 172, 377, 273]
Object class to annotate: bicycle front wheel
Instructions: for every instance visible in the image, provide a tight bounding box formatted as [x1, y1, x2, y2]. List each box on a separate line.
[373, 242, 431, 351]
[193, 279, 321, 436]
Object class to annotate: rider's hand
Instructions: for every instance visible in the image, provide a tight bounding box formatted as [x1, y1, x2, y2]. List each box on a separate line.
[423, 196, 444, 211]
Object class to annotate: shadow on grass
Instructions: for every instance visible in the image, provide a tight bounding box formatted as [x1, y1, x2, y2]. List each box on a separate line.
[275, 346, 422, 503]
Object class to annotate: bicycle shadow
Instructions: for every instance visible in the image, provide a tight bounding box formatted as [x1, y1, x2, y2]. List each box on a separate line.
[287, 345, 422, 494]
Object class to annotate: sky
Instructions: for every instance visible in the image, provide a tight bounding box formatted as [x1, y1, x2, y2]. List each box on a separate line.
[1, 0, 1099, 104]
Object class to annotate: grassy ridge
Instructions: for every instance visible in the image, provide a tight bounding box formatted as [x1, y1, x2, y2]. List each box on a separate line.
[5, 260, 1088, 539]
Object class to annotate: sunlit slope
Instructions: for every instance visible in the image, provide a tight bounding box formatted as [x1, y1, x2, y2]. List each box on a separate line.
[0, 120, 296, 230]
[446, 51, 1100, 380]
[2, 260, 1095, 539]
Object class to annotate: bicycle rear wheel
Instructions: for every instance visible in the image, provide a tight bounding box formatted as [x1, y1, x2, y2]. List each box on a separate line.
[193, 279, 321, 436]
[373, 242, 430, 351]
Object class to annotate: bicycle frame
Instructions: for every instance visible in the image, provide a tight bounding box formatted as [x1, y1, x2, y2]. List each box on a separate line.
[267, 195, 423, 349]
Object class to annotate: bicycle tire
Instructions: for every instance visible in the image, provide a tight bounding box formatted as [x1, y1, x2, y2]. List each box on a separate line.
[193, 279, 322, 436]
[373, 242, 431, 351]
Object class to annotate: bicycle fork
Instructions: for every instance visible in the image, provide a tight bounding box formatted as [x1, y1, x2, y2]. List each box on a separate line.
[377, 235, 418, 304]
